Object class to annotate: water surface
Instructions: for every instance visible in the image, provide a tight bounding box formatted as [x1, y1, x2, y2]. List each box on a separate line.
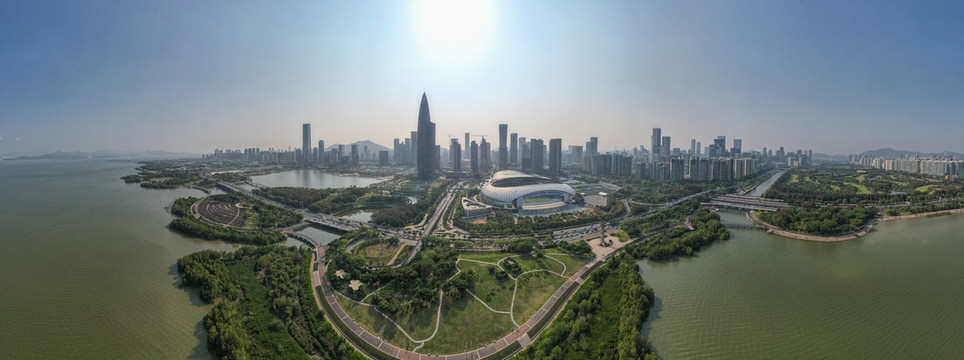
[640, 210, 964, 359]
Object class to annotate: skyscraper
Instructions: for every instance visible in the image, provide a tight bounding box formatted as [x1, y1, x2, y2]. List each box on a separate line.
[498, 124, 508, 169]
[690, 139, 697, 155]
[450, 138, 461, 172]
[531, 138, 545, 173]
[470, 141, 479, 174]
[662, 136, 671, 160]
[302, 124, 311, 163]
[410, 131, 418, 165]
[651, 128, 661, 162]
[317, 140, 325, 164]
[416, 93, 436, 179]
[480, 137, 491, 173]
[549, 138, 562, 174]
[464, 132, 470, 159]
[350, 144, 359, 167]
[510, 133, 518, 166]
[586, 137, 598, 157]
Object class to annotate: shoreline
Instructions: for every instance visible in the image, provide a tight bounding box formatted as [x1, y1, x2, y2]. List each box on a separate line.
[747, 208, 964, 242]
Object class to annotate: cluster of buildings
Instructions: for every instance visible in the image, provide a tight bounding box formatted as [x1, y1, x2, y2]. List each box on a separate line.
[850, 155, 964, 177]
[204, 93, 815, 184]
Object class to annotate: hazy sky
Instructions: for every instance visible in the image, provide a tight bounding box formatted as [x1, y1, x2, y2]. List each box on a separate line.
[2, 0, 963, 155]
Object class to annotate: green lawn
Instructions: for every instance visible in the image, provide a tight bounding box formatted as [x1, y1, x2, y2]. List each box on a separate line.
[844, 182, 872, 194]
[352, 242, 401, 266]
[522, 195, 562, 204]
[512, 271, 565, 322]
[916, 184, 935, 192]
[459, 261, 514, 311]
[544, 253, 590, 277]
[335, 293, 440, 349]
[418, 295, 515, 355]
[459, 252, 510, 264]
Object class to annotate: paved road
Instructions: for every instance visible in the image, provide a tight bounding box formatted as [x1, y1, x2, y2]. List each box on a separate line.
[309, 240, 595, 360]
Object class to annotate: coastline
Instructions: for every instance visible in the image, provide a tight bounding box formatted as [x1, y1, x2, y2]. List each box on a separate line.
[747, 208, 964, 242]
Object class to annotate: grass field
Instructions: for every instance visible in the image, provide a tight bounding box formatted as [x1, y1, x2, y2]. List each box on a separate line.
[337, 250, 589, 355]
[512, 271, 565, 321]
[352, 241, 401, 266]
[418, 295, 516, 355]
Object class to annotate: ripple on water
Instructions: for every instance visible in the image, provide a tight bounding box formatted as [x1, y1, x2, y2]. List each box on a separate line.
[639, 216, 964, 359]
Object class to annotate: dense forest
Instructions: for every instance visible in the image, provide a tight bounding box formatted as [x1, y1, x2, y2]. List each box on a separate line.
[512, 254, 656, 360]
[177, 246, 363, 360]
[121, 168, 201, 189]
[168, 197, 289, 245]
[610, 177, 718, 204]
[620, 199, 705, 238]
[757, 206, 877, 236]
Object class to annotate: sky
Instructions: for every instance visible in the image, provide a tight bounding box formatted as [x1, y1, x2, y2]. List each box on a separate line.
[1, 0, 963, 155]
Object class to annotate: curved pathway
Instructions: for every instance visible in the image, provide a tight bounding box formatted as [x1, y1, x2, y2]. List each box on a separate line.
[310, 244, 594, 360]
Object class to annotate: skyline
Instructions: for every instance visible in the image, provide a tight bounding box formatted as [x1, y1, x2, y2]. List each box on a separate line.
[3, 1, 964, 155]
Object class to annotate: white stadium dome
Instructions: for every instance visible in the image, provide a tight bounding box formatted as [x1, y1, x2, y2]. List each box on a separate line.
[479, 170, 576, 209]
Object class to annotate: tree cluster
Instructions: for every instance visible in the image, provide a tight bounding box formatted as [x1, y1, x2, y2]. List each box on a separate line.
[757, 206, 877, 236]
[624, 209, 729, 260]
[177, 245, 363, 360]
[513, 254, 656, 360]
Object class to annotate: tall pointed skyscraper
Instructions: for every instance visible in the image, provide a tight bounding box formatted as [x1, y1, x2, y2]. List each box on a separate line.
[416, 93, 436, 179]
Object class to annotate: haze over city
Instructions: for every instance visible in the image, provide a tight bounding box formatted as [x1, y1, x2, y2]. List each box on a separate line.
[2, 0, 964, 155]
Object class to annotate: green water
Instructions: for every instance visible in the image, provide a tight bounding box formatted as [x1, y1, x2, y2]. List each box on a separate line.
[0, 161, 346, 359]
[640, 210, 964, 359]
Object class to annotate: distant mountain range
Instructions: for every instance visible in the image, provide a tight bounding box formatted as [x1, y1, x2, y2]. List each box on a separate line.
[856, 148, 963, 159]
[7, 150, 199, 161]
[324, 140, 390, 153]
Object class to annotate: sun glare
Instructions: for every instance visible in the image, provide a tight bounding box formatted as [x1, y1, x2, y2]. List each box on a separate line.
[413, 0, 494, 62]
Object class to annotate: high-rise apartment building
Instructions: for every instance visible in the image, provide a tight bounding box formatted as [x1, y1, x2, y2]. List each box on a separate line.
[498, 124, 508, 169]
[470, 141, 479, 174]
[302, 124, 311, 163]
[549, 138, 562, 174]
[450, 138, 461, 172]
[531, 139, 545, 173]
[510, 133, 518, 166]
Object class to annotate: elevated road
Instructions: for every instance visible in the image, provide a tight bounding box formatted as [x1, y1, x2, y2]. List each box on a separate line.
[703, 194, 791, 212]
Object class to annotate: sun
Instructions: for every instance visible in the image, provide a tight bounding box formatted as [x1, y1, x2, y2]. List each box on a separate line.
[412, 0, 494, 62]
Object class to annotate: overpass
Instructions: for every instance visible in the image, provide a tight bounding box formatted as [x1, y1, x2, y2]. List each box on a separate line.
[703, 195, 791, 212]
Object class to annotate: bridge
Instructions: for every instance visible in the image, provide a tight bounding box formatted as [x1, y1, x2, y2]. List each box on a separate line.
[703, 195, 791, 212]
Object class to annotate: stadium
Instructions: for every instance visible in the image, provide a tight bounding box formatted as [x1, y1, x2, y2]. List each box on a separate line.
[478, 170, 578, 215]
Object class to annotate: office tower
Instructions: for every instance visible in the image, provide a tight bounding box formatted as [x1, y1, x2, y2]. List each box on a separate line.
[350, 144, 359, 167]
[434, 145, 441, 170]
[317, 140, 325, 164]
[733, 139, 742, 154]
[378, 151, 389, 166]
[697, 142, 702, 156]
[662, 136, 671, 160]
[464, 133, 470, 159]
[520, 140, 531, 172]
[510, 133, 518, 166]
[690, 139, 697, 155]
[393, 138, 402, 164]
[585, 137, 598, 157]
[408, 131, 418, 165]
[450, 138, 461, 172]
[302, 124, 311, 163]
[549, 138, 562, 174]
[531, 139, 545, 173]
[651, 128, 662, 161]
[713, 138, 725, 157]
[480, 137, 491, 172]
[569, 145, 583, 165]
[498, 124, 508, 169]
[470, 141, 479, 174]
[416, 93, 436, 179]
